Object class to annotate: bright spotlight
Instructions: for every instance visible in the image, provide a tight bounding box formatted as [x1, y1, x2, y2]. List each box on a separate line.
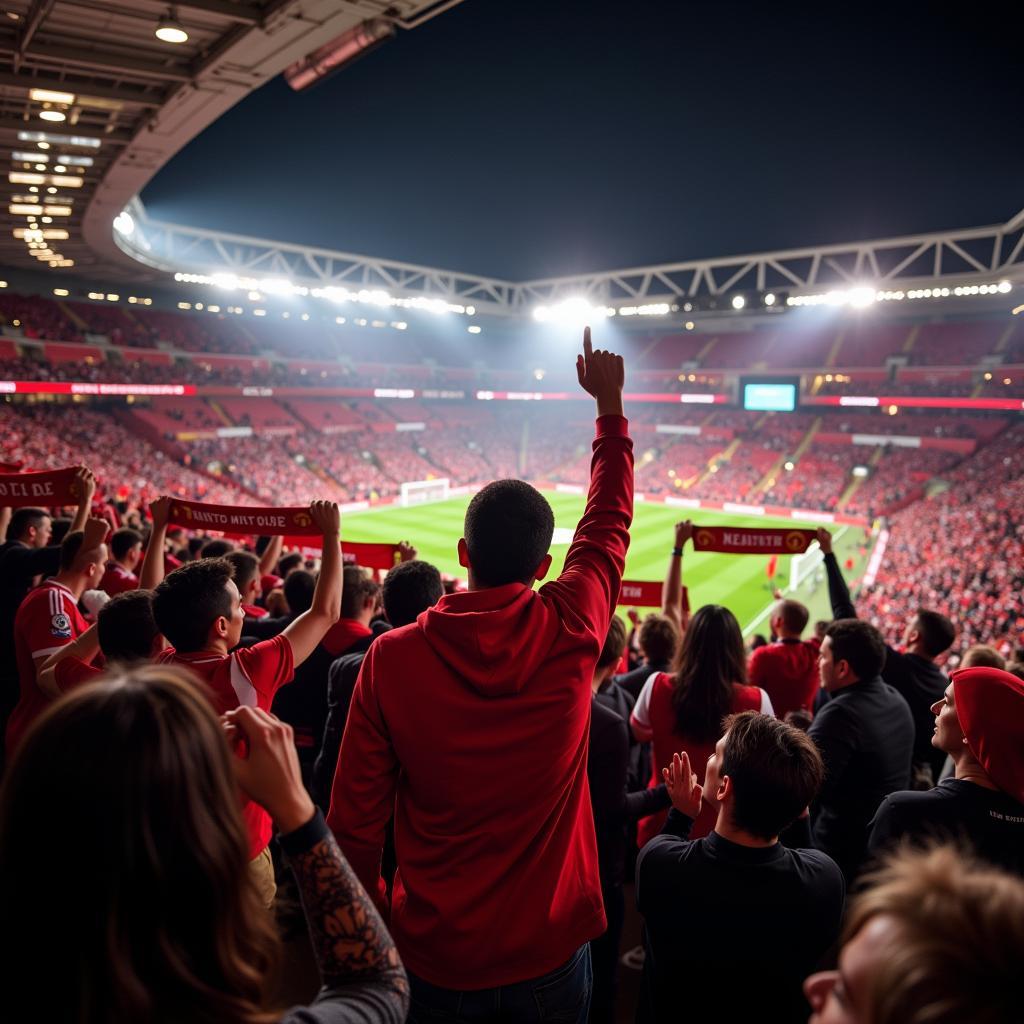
[849, 286, 877, 308]
[211, 273, 240, 290]
[113, 210, 134, 236]
[998, 280, 1012, 293]
[764, 293, 776, 306]
[783, 460, 795, 471]
[731, 295, 746, 310]
[531, 296, 610, 326]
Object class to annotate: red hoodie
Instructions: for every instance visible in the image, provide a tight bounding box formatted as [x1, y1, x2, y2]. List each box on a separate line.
[327, 415, 633, 990]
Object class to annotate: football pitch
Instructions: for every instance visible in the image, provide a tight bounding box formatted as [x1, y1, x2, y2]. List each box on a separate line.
[343, 492, 871, 635]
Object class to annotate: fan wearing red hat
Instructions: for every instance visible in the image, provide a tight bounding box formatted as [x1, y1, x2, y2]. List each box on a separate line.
[868, 667, 1024, 876]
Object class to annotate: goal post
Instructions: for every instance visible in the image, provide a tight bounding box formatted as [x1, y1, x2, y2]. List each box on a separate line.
[399, 477, 450, 507]
[789, 544, 824, 592]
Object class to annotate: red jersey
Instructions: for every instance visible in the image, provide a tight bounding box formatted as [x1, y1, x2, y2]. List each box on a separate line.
[748, 638, 821, 720]
[6, 582, 88, 757]
[54, 656, 103, 691]
[241, 603, 269, 620]
[321, 618, 372, 657]
[158, 635, 294, 857]
[632, 671, 771, 845]
[100, 563, 138, 597]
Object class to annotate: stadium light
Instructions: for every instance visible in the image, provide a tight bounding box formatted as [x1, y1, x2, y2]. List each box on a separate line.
[848, 286, 876, 308]
[285, 19, 395, 92]
[155, 7, 189, 44]
[532, 297, 613, 325]
[39, 109, 66, 123]
[764, 293, 776, 306]
[467, 325, 482, 334]
[29, 88, 75, 105]
[731, 295, 746, 310]
[113, 210, 134, 237]
[852, 466, 870, 478]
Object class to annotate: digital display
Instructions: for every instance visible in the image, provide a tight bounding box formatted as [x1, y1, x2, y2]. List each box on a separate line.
[743, 380, 797, 412]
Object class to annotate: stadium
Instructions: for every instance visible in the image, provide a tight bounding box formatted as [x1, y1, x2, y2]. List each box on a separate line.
[0, 3, 1022, 1023]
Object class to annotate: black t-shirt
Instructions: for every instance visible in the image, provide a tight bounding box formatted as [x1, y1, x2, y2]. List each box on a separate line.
[807, 676, 915, 882]
[868, 778, 1024, 877]
[880, 648, 948, 781]
[636, 809, 845, 1023]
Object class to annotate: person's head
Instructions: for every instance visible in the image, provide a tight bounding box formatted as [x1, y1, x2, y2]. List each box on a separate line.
[769, 598, 810, 640]
[933, 667, 1024, 799]
[382, 559, 443, 628]
[638, 613, 680, 667]
[750, 633, 768, 651]
[152, 558, 242, 653]
[199, 538, 235, 559]
[277, 552, 303, 577]
[594, 615, 628, 686]
[784, 707, 813, 732]
[703, 711, 824, 840]
[59, 529, 108, 591]
[224, 551, 261, 606]
[0, 666, 279, 1022]
[340, 565, 381, 624]
[902, 609, 956, 660]
[672, 604, 747, 741]
[97, 590, 163, 662]
[459, 479, 554, 589]
[283, 569, 315, 617]
[6, 507, 51, 548]
[1006, 661, 1024, 682]
[109, 527, 143, 571]
[814, 619, 829, 641]
[819, 619, 886, 692]
[49, 516, 72, 546]
[959, 644, 1005, 670]
[804, 846, 1024, 1024]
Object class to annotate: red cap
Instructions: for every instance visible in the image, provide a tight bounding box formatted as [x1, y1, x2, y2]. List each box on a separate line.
[260, 573, 283, 595]
[953, 667, 1024, 802]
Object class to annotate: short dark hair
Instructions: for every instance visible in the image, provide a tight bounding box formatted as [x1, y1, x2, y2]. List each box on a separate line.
[283, 570, 315, 616]
[776, 599, 810, 636]
[224, 551, 259, 594]
[912, 609, 956, 658]
[814, 620, 829, 639]
[341, 565, 381, 619]
[597, 615, 628, 670]
[277, 552, 303, 576]
[639, 614, 680, 666]
[199, 538, 235, 559]
[721, 711, 824, 840]
[110, 527, 142, 562]
[825, 618, 887, 681]
[463, 480, 554, 587]
[97, 590, 159, 662]
[59, 530, 85, 571]
[6, 507, 49, 542]
[152, 558, 234, 653]
[382, 560, 443, 628]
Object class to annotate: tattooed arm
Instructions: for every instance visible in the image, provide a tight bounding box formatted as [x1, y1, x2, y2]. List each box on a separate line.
[222, 706, 409, 1024]
[279, 811, 409, 1024]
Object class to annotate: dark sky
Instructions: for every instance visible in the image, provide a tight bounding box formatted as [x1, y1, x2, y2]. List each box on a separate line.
[142, 0, 1024, 281]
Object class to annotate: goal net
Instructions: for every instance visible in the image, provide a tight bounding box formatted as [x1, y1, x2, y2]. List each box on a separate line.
[399, 477, 450, 507]
[789, 544, 825, 592]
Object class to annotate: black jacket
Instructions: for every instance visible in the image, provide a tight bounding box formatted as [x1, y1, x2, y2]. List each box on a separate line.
[587, 698, 669, 890]
[808, 675, 914, 881]
[824, 551, 949, 781]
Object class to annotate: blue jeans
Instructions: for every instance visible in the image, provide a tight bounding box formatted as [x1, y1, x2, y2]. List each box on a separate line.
[408, 944, 593, 1023]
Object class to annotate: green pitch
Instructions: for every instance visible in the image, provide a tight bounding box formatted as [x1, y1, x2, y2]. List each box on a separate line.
[344, 492, 871, 635]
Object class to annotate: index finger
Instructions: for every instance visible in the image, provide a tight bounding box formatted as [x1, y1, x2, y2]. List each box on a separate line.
[583, 325, 593, 361]
[679, 750, 692, 779]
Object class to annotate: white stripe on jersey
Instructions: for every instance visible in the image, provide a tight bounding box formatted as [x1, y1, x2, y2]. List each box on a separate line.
[229, 656, 258, 708]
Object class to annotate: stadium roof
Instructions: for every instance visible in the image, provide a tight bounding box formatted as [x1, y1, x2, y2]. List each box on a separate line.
[0, 0, 452, 277]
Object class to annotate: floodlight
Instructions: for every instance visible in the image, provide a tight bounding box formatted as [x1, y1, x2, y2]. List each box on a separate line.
[285, 19, 395, 91]
[39, 109, 66, 122]
[113, 210, 134, 236]
[155, 8, 188, 43]
[848, 286, 876, 308]
[764, 293, 776, 306]
[731, 295, 745, 310]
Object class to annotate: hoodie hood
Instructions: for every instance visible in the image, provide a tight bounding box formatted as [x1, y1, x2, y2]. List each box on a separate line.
[418, 582, 564, 696]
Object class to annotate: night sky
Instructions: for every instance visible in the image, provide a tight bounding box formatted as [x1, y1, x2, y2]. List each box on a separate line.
[142, 0, 1024, 281]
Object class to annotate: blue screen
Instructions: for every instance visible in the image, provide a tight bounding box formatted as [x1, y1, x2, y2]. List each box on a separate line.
[743, 382, 796, 411]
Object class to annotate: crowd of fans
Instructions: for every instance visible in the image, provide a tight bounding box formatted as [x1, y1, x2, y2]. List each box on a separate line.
[0, 332, 1021, 1024]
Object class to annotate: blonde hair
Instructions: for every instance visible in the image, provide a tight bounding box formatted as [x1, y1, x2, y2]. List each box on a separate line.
[844, 846, 1024, 1024]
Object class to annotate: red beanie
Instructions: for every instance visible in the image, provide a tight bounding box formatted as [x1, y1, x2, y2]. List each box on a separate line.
[953, 667, 1024, 803]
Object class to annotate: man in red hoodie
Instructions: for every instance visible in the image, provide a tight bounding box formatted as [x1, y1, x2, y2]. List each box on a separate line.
[328, 328, 632, 1021]
[748, 597, 820, 720]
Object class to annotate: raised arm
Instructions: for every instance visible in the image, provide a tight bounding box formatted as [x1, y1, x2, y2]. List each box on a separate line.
[0, 506, 11, 542]
[226, 706, 408, 1023]
[37, 623, 101, 698]
[542, 327, 633, 628]
[663, 520, 692, 632]
[139, 496, 171, 592]
[257, 534, 283, 578]
[68, 467, 97, 535]
[816, 527, 857, 620]
[282, 501, 343, 666]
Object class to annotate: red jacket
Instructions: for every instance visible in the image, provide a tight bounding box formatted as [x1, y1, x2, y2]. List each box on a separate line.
[327, 415, 633, 990]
